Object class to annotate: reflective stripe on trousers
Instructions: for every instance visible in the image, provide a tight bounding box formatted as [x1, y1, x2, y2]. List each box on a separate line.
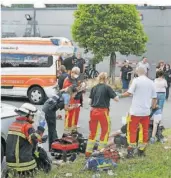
[86, 108, 110, 154]
[127, 115, 149, 150]
[64, 110, 76, 131]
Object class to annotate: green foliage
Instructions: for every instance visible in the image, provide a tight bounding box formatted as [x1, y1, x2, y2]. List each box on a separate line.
[72, 5, 148, 63]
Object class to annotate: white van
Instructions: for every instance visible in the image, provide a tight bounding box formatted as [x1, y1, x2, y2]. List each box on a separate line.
[1, 37, 76, 104]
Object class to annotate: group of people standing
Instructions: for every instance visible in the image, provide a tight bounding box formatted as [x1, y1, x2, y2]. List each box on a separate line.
[120, 57, 150, 92]
[120, 57, 171, 102]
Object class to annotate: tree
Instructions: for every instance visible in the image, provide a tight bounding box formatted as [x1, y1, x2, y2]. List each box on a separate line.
[72, 5, 148, 83]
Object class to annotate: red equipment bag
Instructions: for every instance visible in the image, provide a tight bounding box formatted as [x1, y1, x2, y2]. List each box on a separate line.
[51, 136, 79, 151]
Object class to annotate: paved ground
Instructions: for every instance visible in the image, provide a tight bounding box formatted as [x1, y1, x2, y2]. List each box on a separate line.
[2, 91, 171, 138]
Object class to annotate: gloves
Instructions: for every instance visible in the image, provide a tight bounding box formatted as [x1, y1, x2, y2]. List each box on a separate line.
[37, 126, 45, 135]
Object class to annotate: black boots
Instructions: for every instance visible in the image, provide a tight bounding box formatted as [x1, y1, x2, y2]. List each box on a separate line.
[126, 148, 134, 158]
[127, 148, 145, 158]
[137, 149, 146, 157]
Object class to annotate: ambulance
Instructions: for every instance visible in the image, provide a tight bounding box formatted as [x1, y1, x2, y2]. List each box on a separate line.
[1, 37, 76, 104]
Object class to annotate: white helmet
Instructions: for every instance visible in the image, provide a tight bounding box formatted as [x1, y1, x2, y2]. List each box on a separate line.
[15, 103, 37, 117]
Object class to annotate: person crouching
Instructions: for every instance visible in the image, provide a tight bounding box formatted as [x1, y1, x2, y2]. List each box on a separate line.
[6, 103, 44, 176]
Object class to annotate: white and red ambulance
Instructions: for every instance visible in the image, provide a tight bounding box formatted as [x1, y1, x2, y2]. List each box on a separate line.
[1, 37, 76, 104]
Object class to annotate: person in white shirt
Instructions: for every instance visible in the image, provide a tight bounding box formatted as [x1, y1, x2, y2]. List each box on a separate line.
[154, 70, 167, 111]
[136, 57, 150, 77]
[121, 67, 157, 158]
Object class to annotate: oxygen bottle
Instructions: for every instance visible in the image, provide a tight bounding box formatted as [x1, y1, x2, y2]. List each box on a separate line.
[39, 119, 46, 128]
[36, 110, 47, 135]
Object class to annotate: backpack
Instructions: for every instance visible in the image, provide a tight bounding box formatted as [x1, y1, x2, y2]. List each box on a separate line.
[84, 149, 119, 171]
[42, 93, 64, 113]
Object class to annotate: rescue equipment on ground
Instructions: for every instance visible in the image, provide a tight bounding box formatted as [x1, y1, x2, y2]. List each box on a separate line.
[51, 130, 87, 162]
[83, 148, 120, 171]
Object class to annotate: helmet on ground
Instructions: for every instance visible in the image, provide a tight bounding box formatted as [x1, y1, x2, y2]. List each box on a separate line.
[15, 103, 37, 117]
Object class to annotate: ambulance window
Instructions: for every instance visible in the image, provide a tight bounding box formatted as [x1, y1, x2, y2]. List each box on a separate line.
[1, 54, 53, 68]
[51, 39, 61, 46]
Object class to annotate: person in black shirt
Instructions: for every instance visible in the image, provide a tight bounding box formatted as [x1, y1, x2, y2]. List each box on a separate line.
[120, 60, 133, 92]
[85, 72, 119, 158]
[76, 52, 86, 81]
[58, 65, 69, 90]
[62, 55, 77, 73]
[164, 64, 171, 100]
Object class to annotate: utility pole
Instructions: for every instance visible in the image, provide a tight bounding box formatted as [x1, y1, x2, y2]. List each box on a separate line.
[33, 8, 36, 37]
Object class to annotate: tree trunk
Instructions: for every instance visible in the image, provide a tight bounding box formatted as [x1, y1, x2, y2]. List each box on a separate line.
[109, 52, 116, 85]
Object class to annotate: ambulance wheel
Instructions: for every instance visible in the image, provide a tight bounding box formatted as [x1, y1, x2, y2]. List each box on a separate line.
[28, 86, 45, 105]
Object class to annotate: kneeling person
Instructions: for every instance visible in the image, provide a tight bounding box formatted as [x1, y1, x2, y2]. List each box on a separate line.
[6, 103, 44, 174]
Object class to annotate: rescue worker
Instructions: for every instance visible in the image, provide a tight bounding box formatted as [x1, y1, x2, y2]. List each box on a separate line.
[121, 67, 157, 157]
[85, 72, 119, 158]
[6, 103, 44, 175]
[42, 86, 78, 151]
[62, 67, 83, 131]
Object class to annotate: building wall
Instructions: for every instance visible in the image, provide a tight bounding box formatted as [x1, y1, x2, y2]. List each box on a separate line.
[1, 7, 171, 78]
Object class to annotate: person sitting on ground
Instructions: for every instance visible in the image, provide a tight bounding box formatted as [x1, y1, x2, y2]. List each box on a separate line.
[108, 123, 128, 149]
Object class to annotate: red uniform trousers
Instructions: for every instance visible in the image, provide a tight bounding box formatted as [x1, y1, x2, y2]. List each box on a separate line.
[86, 108, 110, 157]
[74, 99, 81, 127]
[127, 115, 150, 150]
[64, 98, 76, 131]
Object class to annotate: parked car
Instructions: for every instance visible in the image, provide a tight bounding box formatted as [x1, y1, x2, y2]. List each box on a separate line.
[1, 103, 18, 163]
